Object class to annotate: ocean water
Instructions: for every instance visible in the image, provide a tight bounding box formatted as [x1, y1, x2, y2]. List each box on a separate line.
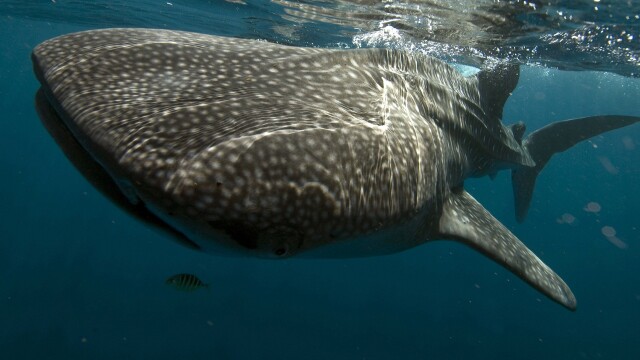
[1, 1, 640, 359]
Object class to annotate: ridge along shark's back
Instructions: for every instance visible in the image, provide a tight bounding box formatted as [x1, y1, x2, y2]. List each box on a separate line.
[32, 28, 640, 311]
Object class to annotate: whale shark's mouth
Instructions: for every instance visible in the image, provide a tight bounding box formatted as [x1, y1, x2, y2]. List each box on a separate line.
[35, 88, 203, 252]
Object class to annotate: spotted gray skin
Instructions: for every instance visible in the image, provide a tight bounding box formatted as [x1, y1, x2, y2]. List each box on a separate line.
[32, 28, 640, 310]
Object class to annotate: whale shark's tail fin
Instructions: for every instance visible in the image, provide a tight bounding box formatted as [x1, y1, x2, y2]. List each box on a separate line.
[512, 115, 640, 222]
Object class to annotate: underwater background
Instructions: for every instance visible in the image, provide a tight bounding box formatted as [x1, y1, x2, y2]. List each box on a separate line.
[1, 1, 639, 359]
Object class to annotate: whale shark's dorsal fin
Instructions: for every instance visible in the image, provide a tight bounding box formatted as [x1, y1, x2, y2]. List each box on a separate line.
[476, 63, 520, 121]
[438, 188, 577, 310]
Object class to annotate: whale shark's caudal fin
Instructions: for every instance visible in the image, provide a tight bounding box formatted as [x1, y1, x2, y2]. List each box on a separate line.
[513, 115, 640, 222]
[438, 188, 577, 310]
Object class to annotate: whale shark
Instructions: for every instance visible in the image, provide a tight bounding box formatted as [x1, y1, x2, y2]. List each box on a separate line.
[32, 28, 640, 310]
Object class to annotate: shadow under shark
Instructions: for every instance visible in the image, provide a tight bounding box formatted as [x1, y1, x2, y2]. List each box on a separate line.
[32, 28, 640, 311]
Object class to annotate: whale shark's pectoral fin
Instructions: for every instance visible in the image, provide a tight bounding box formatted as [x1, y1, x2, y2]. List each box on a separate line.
[437, 188, 577, 310]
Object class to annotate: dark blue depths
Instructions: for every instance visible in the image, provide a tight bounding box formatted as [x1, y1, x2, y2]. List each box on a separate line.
[1, 6, 639, 360]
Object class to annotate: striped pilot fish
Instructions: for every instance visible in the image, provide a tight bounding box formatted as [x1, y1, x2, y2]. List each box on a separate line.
[165, 273, 209, 292]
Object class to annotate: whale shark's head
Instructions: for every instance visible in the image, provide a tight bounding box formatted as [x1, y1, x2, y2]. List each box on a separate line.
[32, 28, 423, 258]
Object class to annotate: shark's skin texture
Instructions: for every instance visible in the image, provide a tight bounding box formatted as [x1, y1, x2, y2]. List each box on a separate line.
[32, 28, 640, 310]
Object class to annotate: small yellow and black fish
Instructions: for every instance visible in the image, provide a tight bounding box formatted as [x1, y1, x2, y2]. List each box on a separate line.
[165, 273, 208, 292]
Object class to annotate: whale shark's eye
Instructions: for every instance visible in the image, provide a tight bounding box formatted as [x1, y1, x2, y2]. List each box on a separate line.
[262, 227, 301, 258]
[274, 246, 288, 257]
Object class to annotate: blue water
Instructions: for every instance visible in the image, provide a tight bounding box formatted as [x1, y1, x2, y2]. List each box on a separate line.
[1, 1, 640, 359]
